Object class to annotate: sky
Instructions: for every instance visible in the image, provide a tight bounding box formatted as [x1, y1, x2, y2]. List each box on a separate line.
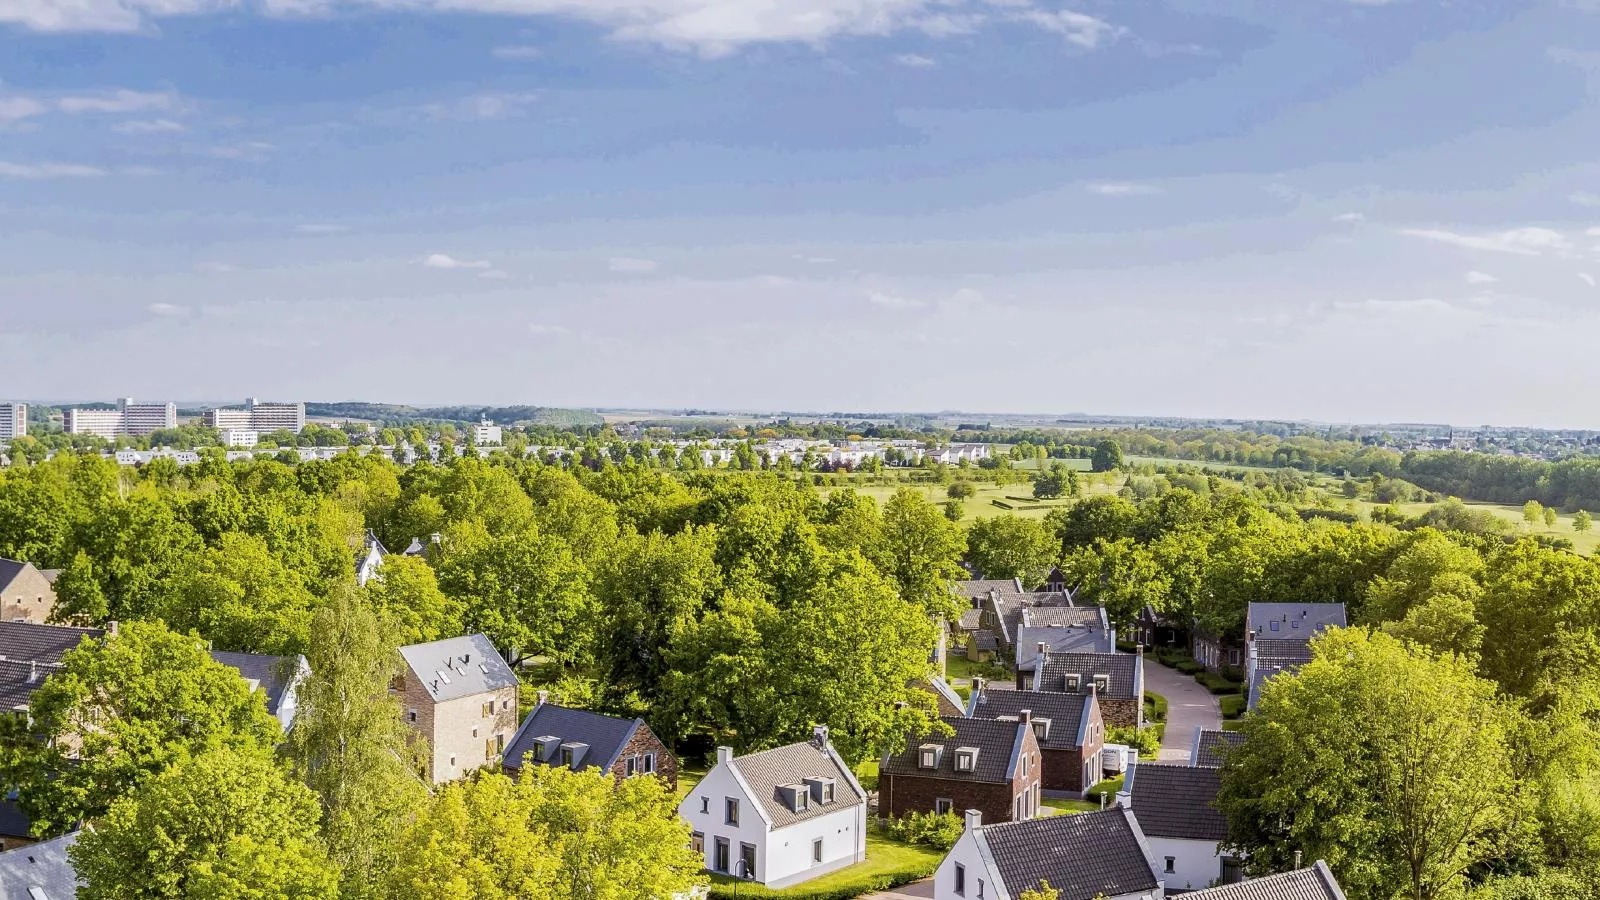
[3, 0, 1600, 426]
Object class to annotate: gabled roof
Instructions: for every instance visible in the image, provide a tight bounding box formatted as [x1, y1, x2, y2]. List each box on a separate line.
[503, 703, 644, 774]
[978, 807, 1159, 900]
[882, 717, 1028, 784]
[1246, 604, 1346, 638]
[0, 659, 58, 711]
[1126, 761, 1228, 842]
[208, 651, 300, 720]
[923, 677, 966, 716]
[0, 622, 104, 668]
[0, 558, 36, 593]
[969, 685, 1095, 751]
[987, 590, 1077, 649]
[0, 831, 79, 900]
[1022, 607, 1105, 629]
[730, 738, 865, 830]
[1181, 861, 1347, 900]
[957, 608, 985, 631]
[952, 578, 1024, 600]
[1035, 652, 1141, 700]
[1192, 729, 1245, 769]
[398, 634, 517, 703]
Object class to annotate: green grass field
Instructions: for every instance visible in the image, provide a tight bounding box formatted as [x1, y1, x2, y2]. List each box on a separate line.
[705, 830, 942, 897]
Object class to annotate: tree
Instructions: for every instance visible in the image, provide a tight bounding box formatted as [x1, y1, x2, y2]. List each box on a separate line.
[362, 553, 460, 645]
[1525, 500, 1544, 526]
[1382, 592, 1486, 658]
[947, 480, 977, 500]
[1576, 510, 1593, 533]
[160, 531, 322, 655]
[70, 748, 338, 900]
[1360, 529, 1484, 625]
[437, 521, 597, 667]
[1217, 629, 1520, 900]
[966, 515, 1058, 588]
[286, 584, 428, 900]
[1061, 537, 1171, 628]
[1032, 463, 1070, 500]
[1018, 881, 1060, 900]
[596, 525, 720, 708]
[943, 499, 965, 522]
[1, 620, 282, 834]
[386, 766, 704, 900]
[873, 489, 966, 621]
[1091, 439, 1124, 473]
[1478, 540, 1600, 701]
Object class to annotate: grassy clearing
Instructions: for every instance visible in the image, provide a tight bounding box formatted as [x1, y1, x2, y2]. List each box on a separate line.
[678, 766, 708, 799]
[1344, 498, 1600, 555]
[1042, 797, 1099, 816]
[705, 830, 942, 898]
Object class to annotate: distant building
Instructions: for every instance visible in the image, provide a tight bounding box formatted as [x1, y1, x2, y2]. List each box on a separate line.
[472, 419, 503, 446]
[64, 398, 177, 439]
[0, 404, 26, 441]
[394, 634, 520, 784]
[0, 559, 59, 625]
[220, 428, 258, 448]
[203, 399, 306, 434]
[503, 693, 679, 789]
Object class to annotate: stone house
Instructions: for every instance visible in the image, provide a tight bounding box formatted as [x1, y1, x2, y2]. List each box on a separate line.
[502, 693, 679, 789]
[395, 633, 519, 784]
[879, 715, 1042, 824]
[968, 680, 1105, 797]
[0, 560, 58, 625]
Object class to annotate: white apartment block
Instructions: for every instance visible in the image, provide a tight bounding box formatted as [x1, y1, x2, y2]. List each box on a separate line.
[203, 398, 306, 434]
[65, 399, 177, 440]
[0, 404, 26, 441]
[471, 419, 503, 446]
[220, 429, 259, 448]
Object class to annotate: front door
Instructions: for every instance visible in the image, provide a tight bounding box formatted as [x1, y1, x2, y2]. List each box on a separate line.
[739, 843, 757, 880]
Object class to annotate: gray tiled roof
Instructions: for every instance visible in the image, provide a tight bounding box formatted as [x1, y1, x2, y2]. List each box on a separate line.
[0, 622, 104, 668]
[0, 659, 56, 712]
[952, 579, 1024, 600]
[1182, 861, 1347, 900]
[958, 608, 984, 631]
[1022, 607, 1105, 629]
[972, 630, 999, 651]
[1246, 604, 1347, 638]
[1127, 761, 1228, 841]
[1254, 639, 1314, 668]
[979, 807, 1159, 900]
[731, 738, 864, 830]
[208, 651, 300, 720]
[1036, 652, 1141, 700]
[0, 559, 34, 594]
[502, 703, 642, 774]
[398, 634, 518, 703]
[883, 717, 1027, 784]
[0, 831, 79, 899]
[1193, 729, 1245, 769]
[970, 685, 1094, 750]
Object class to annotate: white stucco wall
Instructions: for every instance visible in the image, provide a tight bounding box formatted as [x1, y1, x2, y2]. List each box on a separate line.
[679, 763, 771, 880]
[1147, 835, 1226, 892]
[934, 830, 995, 900]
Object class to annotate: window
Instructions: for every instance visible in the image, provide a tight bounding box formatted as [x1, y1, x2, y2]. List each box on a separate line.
[485, 739, 494, 760]
[714, 837, 730, 873]
[822, 781, 834, 802]
[1064, 674, 1080, 690]
[448, 754, 456, 768]
[502, 698, 511, 710]
[1269, 620, 1280, 632]
[1228, 649, 1241, 666]
[935, 798, 953, 815]
[725, 797, 739, 826]
[812, 838, 823, 863]
[1020, 754, 1028, 776]
[1015, 795, 1023, 820]
[407, 710, 417, 723]
[955, 751, 975, 772]
[532, 743, 546, 762]
[739, 843, 756, 879]
[643, 752, 656, 774]
[626, 757, 637, 777]
[1093, 674, 1109, 693]
[691, 832, 704, 856]
[561, 747, 574, 767]
[793, 789, 809, 812]
[496, 734, 505, 754]
[472, 726, 479, 738]
[700, 797, 710, 815]
[482, 701, 493, 717]
[954, 863, 966, 896]
[1165, 857, 1176, 873]
[920, 747, 938, 769]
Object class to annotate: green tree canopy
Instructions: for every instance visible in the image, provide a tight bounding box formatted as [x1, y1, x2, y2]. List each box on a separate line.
[966, 515, 1058, 589]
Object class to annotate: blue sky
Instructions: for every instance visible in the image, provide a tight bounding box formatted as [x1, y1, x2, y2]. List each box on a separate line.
[3, 0, 1599, 425]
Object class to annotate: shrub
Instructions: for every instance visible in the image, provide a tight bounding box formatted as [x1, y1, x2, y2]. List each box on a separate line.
[1220, 694, 1246, 719]
[1086, 775, 1124, 805]
[1107, 725, 1159, 757]
[885, 811, 964, 851]
[1143, 691, 1168, 723]
[1176, 659, 1206, 675]
[1194, 672, 1243, 694]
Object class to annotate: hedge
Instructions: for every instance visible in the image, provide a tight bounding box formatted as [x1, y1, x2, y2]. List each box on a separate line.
[990, 499, 1015, 510]
[1175, 659, 1206, 675]
[1143, 691, 1168, 723]
[707, 868, 934, 900]
[1194, 671, 1243, 694]
[1086, 774, 1125, 805]
[1220, 694, 1247, 719]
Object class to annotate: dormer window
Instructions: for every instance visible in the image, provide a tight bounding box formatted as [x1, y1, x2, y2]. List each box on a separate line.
[823, 781, 835, 803]
[919, 744, 942, 770]
[561, 747, 573, 767]
[1093, 674, 1109, 693]
[1064, 674, 1080, 690]
[1033, 719, 1051, 741]
[1270, 620, 1280, 632]
[954, 747, 979, 772]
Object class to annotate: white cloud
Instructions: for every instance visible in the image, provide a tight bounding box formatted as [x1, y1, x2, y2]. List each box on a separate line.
[1336, 297, 1460, 315]
[608, 257, 659, 274]
[868, 291, 925, 310]
[1333, 212, 1365, 224]
[528, 323, 571, 336]
[492, 45, 544, 59]
[193, 262, 236, 273]
[147, 302, 189, 316]
[479, 269, 511, 280]
[423, 253, 492, 270]
[422, 92, 539, 121]
[295, 223, 349, 234]
[0, 96, 48, 123]
[57, 89, 173, 113]
[893, 53, 936, 68]
[1086, 181, 1161, 196]
[1574, 192, 1600, 208]
[0, 160, 105, 178]
[1465, 270, 1498, 285]
[791, 254, 836, 264]
[1582, 273, 1597, 288]
[112, 118, 185, 134]
[1401, 226, 1573, 256]
[1011, 8, 1124, 49]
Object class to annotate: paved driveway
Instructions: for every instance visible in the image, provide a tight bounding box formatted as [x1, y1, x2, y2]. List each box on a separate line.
[862, 879, 934, 899]
[1143, 657, 1222, 763]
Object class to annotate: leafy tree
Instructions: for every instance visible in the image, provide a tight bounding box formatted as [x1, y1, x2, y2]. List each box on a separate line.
[873, 489, 965, 620]
[1576, 510, 1593, 533]
[1047, 495, 1139, 550]
[943, 499, 965, 522]
[1018, 881, 1060, 900]
[1525, 500, 1544, 526]
[1032, 463, 1071, 500]
[70, 748, 338, 900]
[1218, 629, 1521, 900]
[1, 620, 281, 834]
[386, 766, 703, 900]
[363, 553, 460, 645]
[1478, 540, 1600, 700]
[1091, 439, 1124, 473]
[1361, 530, 1484, 625]
[286, 584, 428, 899]
[160, 531, 322, 655]
[596, 525, 720, 707]
[947, 480, 977, 500]
[1382, 592, 1486, 658]
[1061, 537, 1171, 628]
[437, 520, 597, 667]
[966, 515, 1058, 588]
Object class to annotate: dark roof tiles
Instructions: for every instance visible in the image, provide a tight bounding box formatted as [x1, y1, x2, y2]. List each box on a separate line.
[731, 738, 865, 830]
[980, 807, 1159, 900]
[882, 717, 1028, 784]
[1182, 861, 1347, 900]
[1036, 652, 1141, 700]
[503, 704, 643, 774]
[970, 685, 1095, 750]
[1127, 762, 1228, 841]
[1193, 729, 1245, 769]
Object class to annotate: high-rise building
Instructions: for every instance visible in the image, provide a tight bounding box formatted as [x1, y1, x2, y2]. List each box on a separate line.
[0, 404, 26, 441]
[204, 399, 305, 434]
[65, 399, 177, 439]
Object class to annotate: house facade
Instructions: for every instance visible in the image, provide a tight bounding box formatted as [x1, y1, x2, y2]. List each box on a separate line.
[677, 727, 868, 889]
[968, 680, 1105, 797]
[934, 808, 1163, 900]
[879, 715, 1041, 824]
[395, 634, 519, 784]
[502, 693, 679, 789]
[0, 560, 58, 625]
[1119, 758, 1239, 892]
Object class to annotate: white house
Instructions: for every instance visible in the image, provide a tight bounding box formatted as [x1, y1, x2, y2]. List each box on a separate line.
[1117, 757, 1240, 891]
[935, 807, 1163, 900]
[677, 727, 867, 889]
[472, 419, 503, 446]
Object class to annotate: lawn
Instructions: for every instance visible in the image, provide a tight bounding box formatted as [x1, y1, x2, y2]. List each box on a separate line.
[678, 766, 708, 799]
[1344, 497, 1600, 555]
[1042, 797, 1099, 816]
[705, 829, 942, 898]
[818, 473, 1123, 525]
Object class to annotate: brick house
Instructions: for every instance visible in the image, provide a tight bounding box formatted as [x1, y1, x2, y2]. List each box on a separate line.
[502, 692, 679, 790]
[0, 560, 59, 625]
[1018, 648, 1144, 728]
[395, 634, 519, 784]
[968, 679, 1105, 797]
[880, 715, 1042, 824]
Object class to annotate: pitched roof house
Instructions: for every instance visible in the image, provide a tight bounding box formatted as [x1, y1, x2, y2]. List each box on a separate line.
[1191, 729, 1245, 769]
[677, 727, 867, 889]
[394, 634, 519, 784]
[502, 694, 678, 788]
[0, 831, 78, 899]
[1244, 603, 1346, 711]
[0, 559, 59, 625]
[207, 650, 308, 733]
[1020, 649, 1146, 728]
[880, 716, 1042, 824]
[1120, 759, 1239, 891]
[1016, 605, 1116, 672]
[934, 807, 1163, 900]
[356, 530, 387, 587]
[1181, 861, 1347, 900]
[969, 681, 1105, 796]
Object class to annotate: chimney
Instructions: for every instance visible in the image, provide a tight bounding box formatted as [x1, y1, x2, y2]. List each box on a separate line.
[536, 690, 549, 707]
[1089, 682, 1098, 698]
[716, 746, 734, 766]
[1294, 850, 1303, 868]
[27, 660, 37, 684]
[813, 725, 831, 749]
[107, 620, 119, 637]
[964, 809, 982, 832]
[1019, 709, 1032, 725]
[972, 677, 984, 696]
[893, 701, 906, 712]
[1109, 626, 1116, 647]
[1115, 750, 1137, 809]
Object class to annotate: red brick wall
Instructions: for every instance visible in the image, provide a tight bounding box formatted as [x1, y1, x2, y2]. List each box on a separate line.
[1101, 698, 1140, 729]
[881, 773, 1020, 824]
[604, 721, 680, 791]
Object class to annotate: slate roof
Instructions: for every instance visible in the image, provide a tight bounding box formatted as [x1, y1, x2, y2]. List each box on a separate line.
[952, 578, 1024, 601]
[1022, 607, 1105, 629]
[0, 659, 57, 712]
[979, 807, 1159, 900]
[923, 677, 966, 716]
[502, 703, 643, 774]
[969, 685, 1095, 750]
[1192, 729, 1245, 769]
[957, 608, 985, 631]
[1016, 628, 1117, 669]
[398, 634, 518, 703]
[208, 651, 300, 720]
[1181, 861, 1347, 900]
[1035, 652, 1141, 700]
[0, 831, 79, 900]
[883, 716, 1027, 784]
[972, 631, 998, 652]
[0, 559, 33, 594]
[730, 738, 865, 830]
[1246, 604, 1347, 638]
[0, 622, 104, 668]
[1127, 761, 1228, 842]
[1253, 639, 1314, 668]
[0, 795, 31, 841]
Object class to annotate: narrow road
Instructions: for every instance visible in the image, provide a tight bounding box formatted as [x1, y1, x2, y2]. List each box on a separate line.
[1143, 658, 1222, 764]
